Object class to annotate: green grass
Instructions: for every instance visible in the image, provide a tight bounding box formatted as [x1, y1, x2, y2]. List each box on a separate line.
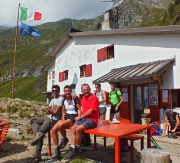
[0, 75, 47, 102]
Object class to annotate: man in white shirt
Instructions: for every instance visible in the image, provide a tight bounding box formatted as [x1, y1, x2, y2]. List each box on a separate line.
[28, 85, 63, 163]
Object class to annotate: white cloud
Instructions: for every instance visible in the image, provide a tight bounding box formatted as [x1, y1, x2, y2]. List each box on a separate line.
[0, 0, 112, 27]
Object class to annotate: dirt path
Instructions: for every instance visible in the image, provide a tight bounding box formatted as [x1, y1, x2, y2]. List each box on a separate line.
[0, 135, 138, 163]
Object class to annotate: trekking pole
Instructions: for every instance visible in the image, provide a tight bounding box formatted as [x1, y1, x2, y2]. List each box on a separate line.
[151, 137, 161, 149]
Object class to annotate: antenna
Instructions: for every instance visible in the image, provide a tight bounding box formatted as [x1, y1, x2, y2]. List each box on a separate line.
[101, 0, 125, 29]
[102, 0, 124, 13]
[101, 0, 114, 2]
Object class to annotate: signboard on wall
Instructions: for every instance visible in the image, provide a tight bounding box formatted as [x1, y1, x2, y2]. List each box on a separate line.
[149, 84, 158, 105]
[123, 93, 128, 102]
[162, 90, 168, 102]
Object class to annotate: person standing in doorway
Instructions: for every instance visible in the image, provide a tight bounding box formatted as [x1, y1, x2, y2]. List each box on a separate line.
[109, 83, 124, 121]
[94, 83, 107, 120]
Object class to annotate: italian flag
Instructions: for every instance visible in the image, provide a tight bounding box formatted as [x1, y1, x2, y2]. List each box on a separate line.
[20, 7, 42, 21]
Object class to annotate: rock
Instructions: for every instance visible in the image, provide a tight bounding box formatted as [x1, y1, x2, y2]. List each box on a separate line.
[7, 128, 20, 138]
[141, 148, 170, 163]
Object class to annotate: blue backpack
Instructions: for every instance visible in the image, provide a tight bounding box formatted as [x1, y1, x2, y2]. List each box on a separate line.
[151, 122, 163, 136]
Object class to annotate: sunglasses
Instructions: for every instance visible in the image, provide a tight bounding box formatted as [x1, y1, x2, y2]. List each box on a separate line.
[95, 86, 99, 88]
[52, 90, 59, 92]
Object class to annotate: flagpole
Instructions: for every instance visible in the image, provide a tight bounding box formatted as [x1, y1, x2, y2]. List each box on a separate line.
[12, 3, 20, 99]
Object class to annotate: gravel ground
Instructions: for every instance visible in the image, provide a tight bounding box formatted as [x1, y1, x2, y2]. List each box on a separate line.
[0, 132, 180, 163]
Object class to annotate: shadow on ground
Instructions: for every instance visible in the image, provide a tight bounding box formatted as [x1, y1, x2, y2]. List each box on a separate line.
[0, 141, 28, 160]
[77, 143, 140, 163]
[1, 157, 32, 163]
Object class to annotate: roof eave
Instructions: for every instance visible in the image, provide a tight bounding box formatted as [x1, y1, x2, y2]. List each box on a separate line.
[70, 25, 180, 37]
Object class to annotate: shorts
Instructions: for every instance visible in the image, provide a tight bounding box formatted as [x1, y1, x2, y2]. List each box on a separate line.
[110, 105, 120, 114]
[65, 113, 77, 124]
[74, 118, 97, 129]
[99, 107, 107, 115]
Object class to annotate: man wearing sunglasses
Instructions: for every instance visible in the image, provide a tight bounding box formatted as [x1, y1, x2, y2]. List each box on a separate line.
[28, 85, 63, 163]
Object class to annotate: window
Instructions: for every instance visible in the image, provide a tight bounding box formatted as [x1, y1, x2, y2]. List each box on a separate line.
[106, 45, 114, 59]
[171, 89, 180, 107]
[52, 71, 55, 79]
[97, 44, 114, 62]
[80, 65, 86, 77]
[59, 70, 68, 82]
[64, 70, 68, 80]
[80, 64, 92, 78]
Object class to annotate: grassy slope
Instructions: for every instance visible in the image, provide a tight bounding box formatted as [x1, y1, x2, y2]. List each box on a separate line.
[0, 18, 101, 101]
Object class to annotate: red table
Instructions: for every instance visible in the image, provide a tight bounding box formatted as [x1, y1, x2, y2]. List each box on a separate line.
[84, 121, 151, 163]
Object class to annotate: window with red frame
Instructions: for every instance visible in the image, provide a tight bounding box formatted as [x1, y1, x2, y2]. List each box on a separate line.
[59, 70, 69, 82]
[80, 64, 92, 78]
[97, 44, 114, 62]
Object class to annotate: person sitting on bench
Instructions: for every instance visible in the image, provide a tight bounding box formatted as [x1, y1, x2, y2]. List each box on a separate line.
[160, 110, 180, 138]
[28, 85, 63, 163]
[64, 83, 99, 160]
[51, 85, 81, 158]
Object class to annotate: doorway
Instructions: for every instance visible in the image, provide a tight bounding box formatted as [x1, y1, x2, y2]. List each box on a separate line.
[134, 85, 149, 123]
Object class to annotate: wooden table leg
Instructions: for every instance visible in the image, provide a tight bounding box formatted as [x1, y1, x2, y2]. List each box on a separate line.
[115, 137, 120, 163]
[48, 130, 52, 156]
[147, 128, 151, 148]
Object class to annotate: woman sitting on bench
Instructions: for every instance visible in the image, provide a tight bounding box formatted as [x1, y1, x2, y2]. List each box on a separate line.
[160, 110, 180, 138]
[51, 85, 81, 158]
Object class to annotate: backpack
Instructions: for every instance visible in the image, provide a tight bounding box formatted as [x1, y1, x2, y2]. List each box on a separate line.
[150, 122, 163, 136]
[109, 90, 120, 103]
[81, 133, 91, 146]
[62, 97, 79, 113]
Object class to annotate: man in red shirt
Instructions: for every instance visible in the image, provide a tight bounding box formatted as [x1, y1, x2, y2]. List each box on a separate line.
[64, 83, 99, 159]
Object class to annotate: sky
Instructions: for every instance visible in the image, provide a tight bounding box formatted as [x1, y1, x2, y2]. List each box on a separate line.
[0, 0, 113, 27]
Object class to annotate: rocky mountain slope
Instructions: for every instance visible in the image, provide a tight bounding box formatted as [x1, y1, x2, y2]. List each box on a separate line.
[0, 0, 179, 102]
[0, 98, 47, 140]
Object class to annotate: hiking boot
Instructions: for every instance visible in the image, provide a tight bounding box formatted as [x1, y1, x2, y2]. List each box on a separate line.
[27, 155, 41, 163]
[64, 147, 77, 160]
[58, 137, 69, 149]
[51, 147, 61, 159]
[31, 131, 45, 146]
[172, 133, 177, 139]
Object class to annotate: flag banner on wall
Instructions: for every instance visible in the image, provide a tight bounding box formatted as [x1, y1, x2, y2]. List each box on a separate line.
[20, 22, 41, 36]
[20, 7, 42, 21]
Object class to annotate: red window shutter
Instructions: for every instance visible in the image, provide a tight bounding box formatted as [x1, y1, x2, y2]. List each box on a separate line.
[85, 65, 89, 77]
[88, 64, 92, 76]
[59, 72, 64, 82]
[97, 48, 106, 62]
[86, 64, 92, 77]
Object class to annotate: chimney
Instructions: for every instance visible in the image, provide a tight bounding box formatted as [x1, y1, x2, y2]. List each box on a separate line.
[102, 11, 112, 30]
[102, 9, 118, 30]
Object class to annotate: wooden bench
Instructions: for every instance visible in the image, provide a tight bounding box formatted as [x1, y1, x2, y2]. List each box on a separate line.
[124, 134, 144, 163]
[0, 125, 9, 151]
